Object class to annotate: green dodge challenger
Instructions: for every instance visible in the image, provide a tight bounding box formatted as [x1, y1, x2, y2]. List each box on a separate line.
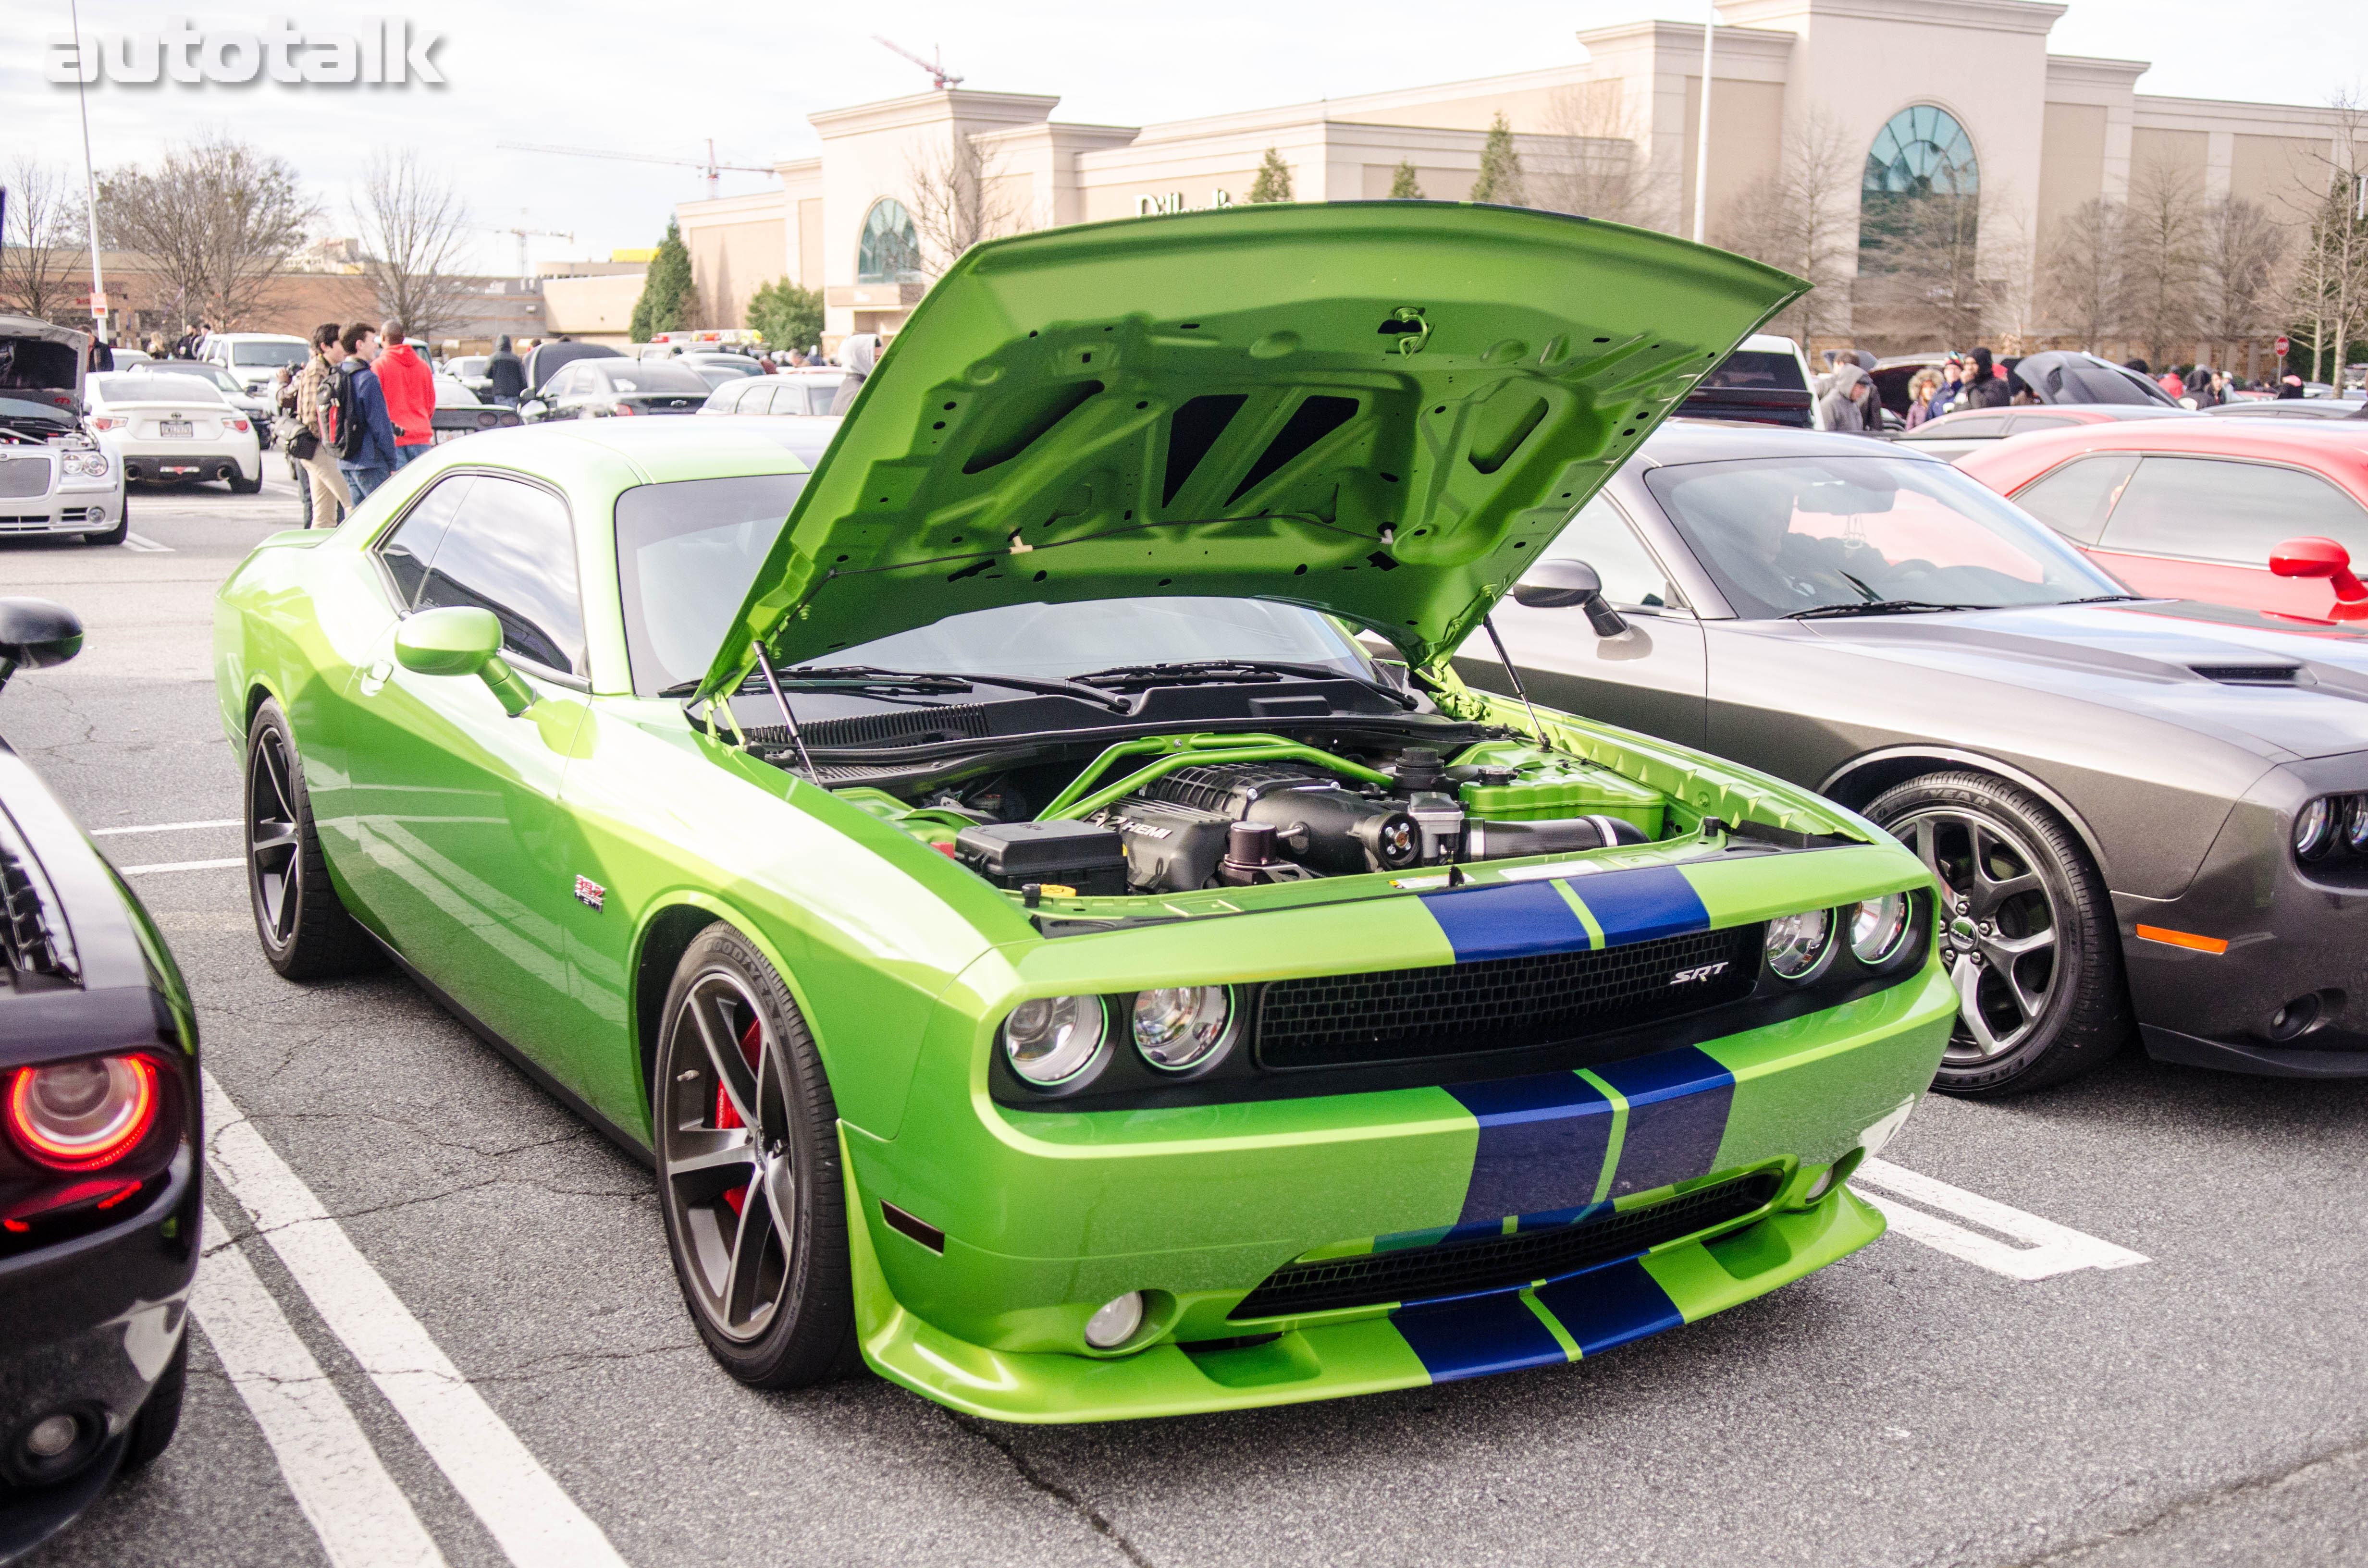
[214, 203, 1955, 1421]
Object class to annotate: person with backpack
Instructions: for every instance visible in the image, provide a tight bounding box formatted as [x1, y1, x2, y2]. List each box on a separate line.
[332, 323, 400, 503]
[486, 334, 525, 407]
[374, 319, 435, 468]
[292, 322, 351, 527]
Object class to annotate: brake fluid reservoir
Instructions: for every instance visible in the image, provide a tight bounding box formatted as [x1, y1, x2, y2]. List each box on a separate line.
[1449, 743, 1666, 837]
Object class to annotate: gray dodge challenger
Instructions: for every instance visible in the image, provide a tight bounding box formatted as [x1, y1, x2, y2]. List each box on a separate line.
[1462, 419, 2368, 1094]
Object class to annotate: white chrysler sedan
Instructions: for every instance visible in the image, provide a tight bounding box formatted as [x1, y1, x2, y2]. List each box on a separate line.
[0, 315, 127, 545]
[86, 372, 263, 493]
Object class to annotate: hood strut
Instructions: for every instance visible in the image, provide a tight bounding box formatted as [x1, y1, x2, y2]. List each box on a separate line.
[752, 644, 819, 780]
[1480, 614, 1555, 755]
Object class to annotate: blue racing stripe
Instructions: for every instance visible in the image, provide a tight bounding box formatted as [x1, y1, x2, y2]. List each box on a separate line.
[1419, 879, 1592, 962]
[1444, 1073, 1616, 1225]
[1393, 1294, 1569, 1382]
[1564, 864, 1710, 946]
[1592, 1045, 1737, 1198]
[1533, 1258, 1684, 1355]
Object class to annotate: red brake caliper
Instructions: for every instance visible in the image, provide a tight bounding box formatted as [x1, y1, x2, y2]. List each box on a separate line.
[717, 1016, 763, 1214]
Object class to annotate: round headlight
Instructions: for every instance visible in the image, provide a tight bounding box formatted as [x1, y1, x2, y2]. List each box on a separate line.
[1765, 909, 1834, 980]
[1001, 995, 1106, 1086]
[1849, 894, 1911, 966]
[2295, 797, 2335, 860]
[1131, 986, 1233, 1072]
[2345, 797, 2368, 853]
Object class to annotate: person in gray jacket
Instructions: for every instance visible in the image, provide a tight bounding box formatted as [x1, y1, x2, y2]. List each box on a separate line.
[1816, 362, 1876, 434]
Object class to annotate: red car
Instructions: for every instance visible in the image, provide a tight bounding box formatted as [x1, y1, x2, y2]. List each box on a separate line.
[1956, 420, 2368, 625]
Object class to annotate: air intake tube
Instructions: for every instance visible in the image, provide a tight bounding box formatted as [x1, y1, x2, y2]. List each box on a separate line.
[1463, 815, 1650, 859]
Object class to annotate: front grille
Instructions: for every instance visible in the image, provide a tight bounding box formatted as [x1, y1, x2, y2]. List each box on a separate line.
[1231, 1169, 1783, 1319]
[0, 456, 53, 499]
[0, 816, 76, 988]
[1254, 924, 1763, 1069]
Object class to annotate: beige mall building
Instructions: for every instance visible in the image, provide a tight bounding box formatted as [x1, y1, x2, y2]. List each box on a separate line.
[675, 0, 2349, 362]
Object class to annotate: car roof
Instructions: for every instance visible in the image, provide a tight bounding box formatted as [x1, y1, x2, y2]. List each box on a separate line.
[1640, 417, 1950, 466]
[1955, 415, 2368, 497]
[412, 414, 837, 486]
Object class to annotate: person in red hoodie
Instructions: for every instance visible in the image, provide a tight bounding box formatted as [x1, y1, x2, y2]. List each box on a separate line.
[374, 318, 436, 468]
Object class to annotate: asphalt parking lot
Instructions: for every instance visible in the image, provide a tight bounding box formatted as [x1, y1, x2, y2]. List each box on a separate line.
[8, 474, 2368, 1568]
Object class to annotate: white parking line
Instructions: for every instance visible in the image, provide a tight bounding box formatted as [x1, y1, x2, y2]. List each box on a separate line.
[202, 1072, 627, 1568]
[195, 1209, 449, 1568]
[1853, 1157, 2149, 1281]
[122, 532, 173, 552]
[118, 857, 244, 874]
[90, 819, 240, 836]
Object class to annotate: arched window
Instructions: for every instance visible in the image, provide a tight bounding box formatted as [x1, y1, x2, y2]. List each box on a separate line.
[857, 198, 923, 284]
[1859, 105, 1980, 257]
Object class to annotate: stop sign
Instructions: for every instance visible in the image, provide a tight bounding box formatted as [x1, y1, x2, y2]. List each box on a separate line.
[2276, 334, 2292, 355]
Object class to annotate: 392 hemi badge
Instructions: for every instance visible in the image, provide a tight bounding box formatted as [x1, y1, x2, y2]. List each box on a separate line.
[1670, 962, 1728, 985]
[573, 875, 605, 912]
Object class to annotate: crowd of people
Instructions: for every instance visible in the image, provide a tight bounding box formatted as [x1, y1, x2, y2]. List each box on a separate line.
[1811, 343, 2336, 435]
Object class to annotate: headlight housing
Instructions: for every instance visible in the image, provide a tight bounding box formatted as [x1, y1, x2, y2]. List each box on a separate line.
[1000, 995, 1106, 1087]
[1130, 986, 1233, 1072]
[1849, 893, 1911, 966]
[2295, 796, 2336, 861]
[58, 448, 111, 482]
[1765, 909, 1834, 980]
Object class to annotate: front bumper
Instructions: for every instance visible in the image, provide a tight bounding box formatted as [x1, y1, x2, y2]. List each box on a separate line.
[2121, 764, 2368, 1076]
[0, 490, 119, 537]
[844, 964, 1954, 1421]
[0, 1152, 197, 1556]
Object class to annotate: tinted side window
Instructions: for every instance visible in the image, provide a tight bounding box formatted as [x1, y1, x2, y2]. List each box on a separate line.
[2010, 453, 2137, 545]
[2099, 457, 2368, 564]
[378, 475, 475, 606]
[1917, 413, 2010, 439]
[414, 476, 586, 674]
[1542, 494, 1681, 609]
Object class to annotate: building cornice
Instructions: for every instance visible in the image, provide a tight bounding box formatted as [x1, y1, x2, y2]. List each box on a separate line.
[974, 121, 1142, 151]
[807, 89, 1060, 139]
[1719, 0, 2066, 35]
[1573, 18, 1798, 60]
[2043, 53, 2149, 88]
[2131, 93, 2353, 129]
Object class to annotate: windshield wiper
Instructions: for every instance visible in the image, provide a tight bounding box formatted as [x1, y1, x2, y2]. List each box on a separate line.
[1786, 600, 1981, 620]
[786, 665, 1131, 712]
[1073, 660, 1418, 711]
[2062, 594, 2146, 604]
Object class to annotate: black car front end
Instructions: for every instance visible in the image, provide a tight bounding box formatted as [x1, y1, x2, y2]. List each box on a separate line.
[0, 735, 201, 1561]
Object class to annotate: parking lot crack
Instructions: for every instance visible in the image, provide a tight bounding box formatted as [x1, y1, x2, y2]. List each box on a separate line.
[1997, 1437, 2368, 1567]
[950, 1412, 1154, 1566]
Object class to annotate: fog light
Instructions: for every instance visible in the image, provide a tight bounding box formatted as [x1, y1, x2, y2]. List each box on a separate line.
[25, 1414, 77, 1460]
[1085, 1291, 1144, 1349]
[1765, 909, 1833, 980]
[2269, 994, 2323, 1042]
[1801, 1148, 1865, 1205]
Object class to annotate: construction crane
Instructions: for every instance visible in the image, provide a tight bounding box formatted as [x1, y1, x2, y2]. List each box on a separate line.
[874, 36, 962, 90]
[481, 221, 576, 281]
[497, 139, 775, 200]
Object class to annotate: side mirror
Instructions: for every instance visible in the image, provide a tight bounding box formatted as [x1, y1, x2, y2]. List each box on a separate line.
[518, 398, 547, 420]
[1510, 560, 1629, 637]
[394, 606, 534, 715]
[2269, 536, 2368, 601]
[0, 597, 84, 694]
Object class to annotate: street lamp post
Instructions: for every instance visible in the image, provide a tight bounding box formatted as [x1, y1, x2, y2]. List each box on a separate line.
[1693, 3, 1717, 244]
[69, 0, 107, 344]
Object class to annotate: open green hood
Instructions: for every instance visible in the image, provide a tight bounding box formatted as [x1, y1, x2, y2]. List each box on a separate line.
[700, 201, 1804, 698]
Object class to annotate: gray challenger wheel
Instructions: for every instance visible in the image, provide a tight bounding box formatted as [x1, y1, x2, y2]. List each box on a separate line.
[654, 924, 860, 1387]
[244, 699, 382, 980]
[1866, 771, 2127, 1095]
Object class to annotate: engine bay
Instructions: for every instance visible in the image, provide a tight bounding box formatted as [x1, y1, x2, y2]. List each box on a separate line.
[829, 732, 1674, 898]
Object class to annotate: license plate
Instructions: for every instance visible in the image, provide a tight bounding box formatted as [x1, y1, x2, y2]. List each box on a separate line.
[160, 419, 192, 438]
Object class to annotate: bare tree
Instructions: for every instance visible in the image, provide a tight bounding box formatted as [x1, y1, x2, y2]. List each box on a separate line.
[1981, 198, 2043, 354]
[903, 135, 1026, 278]
[351, 150, 476, 344]
[1531, 81, 1665, 230]
[0, 158, 91, 325]
[1713, 110, 1860, 343]
[2195, 196, 2287, 356]
[2282, 94, 2368, 384]
[2119, 154, 2207, 365]
[2040, 197, 2127, 353]
[98, 134, 316, 330]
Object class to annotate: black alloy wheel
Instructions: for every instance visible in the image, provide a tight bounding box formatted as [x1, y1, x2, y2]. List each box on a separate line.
[244, 699, 381, 980]
[1866, 771, 2127, 1095]
[654, 924, 859, 1387]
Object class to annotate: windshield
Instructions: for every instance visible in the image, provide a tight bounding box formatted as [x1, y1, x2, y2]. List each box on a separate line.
[616, 474, 1375, 697]
[606, 363, 709, 394]
[1644, 455, 2123, 618]
[134, 364, 239, 392]
[230, 342, 308, 368]
[97, 374, 225, 405]
[1699, 350, 1807, 393]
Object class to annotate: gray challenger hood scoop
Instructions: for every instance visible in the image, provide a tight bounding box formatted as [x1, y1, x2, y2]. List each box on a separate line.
[1799, 600, 2368, 762]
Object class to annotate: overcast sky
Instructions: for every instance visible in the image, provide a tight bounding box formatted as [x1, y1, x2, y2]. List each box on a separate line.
[6, 0, 2361, 275]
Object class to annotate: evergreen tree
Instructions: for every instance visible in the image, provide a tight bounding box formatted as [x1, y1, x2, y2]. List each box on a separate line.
[1246, 148, 1294, 204]
[1469, 113, 1527, 207]
[1389, 160, 1424, 200]
[629, 221, 699, 342]
[746, 276, 825, 353]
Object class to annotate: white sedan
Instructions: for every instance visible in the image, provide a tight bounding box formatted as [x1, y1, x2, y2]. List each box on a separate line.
[86, 372, 264, 492]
